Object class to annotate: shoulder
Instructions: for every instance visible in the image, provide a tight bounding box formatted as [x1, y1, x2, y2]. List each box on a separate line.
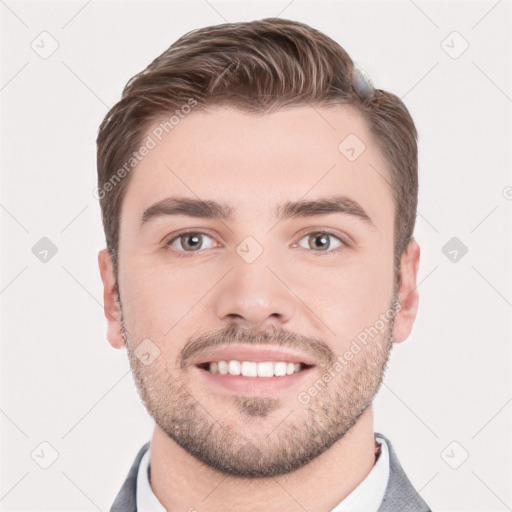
[376, 432, 432, 512]
[110, 441, 151, 512]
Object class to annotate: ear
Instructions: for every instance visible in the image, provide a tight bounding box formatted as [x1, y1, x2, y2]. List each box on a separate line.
[393, 238, 421, 344]
[98, 248, 125, 349]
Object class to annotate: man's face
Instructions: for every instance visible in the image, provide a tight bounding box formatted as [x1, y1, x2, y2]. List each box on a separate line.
[99, 106, 419, 478]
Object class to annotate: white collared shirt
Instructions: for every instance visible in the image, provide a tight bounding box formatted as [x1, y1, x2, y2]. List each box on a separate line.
[136, 436, 389, 512]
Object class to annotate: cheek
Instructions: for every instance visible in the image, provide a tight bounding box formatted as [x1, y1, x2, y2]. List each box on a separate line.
[119, 257, 214, 335]
[297, 245, 394, 340]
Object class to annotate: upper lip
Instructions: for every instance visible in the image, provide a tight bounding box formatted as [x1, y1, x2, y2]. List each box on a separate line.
[193, 346, 316, 366]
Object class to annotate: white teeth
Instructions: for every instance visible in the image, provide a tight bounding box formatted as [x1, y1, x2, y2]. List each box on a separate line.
[257, 362, 274, 377]
[241, 361, 257, 377]
[204, 360, 306, 377]
[218, 361, 228, 375]
[228, 360, 241, 375]
[273, 362, 287, 376]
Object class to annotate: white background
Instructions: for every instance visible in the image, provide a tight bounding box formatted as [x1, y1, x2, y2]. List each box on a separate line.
[1, 0, 511, 510]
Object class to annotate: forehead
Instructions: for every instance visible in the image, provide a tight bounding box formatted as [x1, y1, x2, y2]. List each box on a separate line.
[120, 106, 394, 231]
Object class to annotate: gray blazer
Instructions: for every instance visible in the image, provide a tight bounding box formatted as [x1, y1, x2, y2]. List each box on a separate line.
[110, 432, 431, 511]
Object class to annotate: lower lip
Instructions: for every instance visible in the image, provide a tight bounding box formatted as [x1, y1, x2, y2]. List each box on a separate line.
[195, 365, 316, 394]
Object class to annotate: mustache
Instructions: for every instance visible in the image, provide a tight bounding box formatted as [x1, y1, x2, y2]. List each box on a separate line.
[177, 324, 335, 371]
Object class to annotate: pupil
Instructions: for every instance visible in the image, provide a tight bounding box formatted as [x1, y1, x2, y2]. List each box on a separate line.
[184, 234, 201, 250]
[312, 234, 329, 250]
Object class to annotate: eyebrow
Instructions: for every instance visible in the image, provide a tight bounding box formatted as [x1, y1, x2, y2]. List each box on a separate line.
[140, 195, 375, 229]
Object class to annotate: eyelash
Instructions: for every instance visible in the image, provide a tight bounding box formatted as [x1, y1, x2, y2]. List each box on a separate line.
[164, 229, 349, 257]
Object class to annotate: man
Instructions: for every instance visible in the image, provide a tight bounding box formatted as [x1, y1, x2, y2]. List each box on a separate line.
[97, 17, 430, 512]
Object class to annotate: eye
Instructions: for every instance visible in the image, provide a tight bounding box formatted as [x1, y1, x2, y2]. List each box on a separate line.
[164, 229, 348, 256]
[165, 231, 217, 253]
[295, 231, 345, 253]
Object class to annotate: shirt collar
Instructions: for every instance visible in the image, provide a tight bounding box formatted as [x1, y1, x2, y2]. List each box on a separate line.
[136, 448, 166, 512]
[329, 435, 389, 511]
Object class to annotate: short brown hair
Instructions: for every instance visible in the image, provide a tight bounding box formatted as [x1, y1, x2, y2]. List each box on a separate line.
[96, 18, 418, 289]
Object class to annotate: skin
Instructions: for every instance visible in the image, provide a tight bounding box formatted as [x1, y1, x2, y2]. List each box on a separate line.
[98, 105, 420, 512]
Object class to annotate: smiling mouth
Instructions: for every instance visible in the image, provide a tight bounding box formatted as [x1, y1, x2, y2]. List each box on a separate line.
[196, 361, 315, 377]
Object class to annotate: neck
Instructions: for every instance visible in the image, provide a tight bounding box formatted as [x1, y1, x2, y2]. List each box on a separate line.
[149, 405, 377, 512]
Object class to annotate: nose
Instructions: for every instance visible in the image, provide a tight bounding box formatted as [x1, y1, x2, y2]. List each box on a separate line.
[213, 258, 296, 330]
